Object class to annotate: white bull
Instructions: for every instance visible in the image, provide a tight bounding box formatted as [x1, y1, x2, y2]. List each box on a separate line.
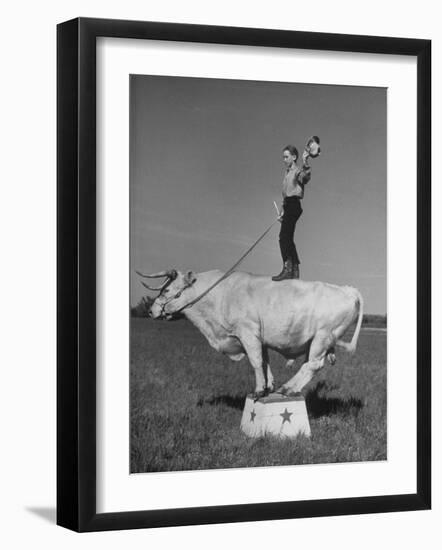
[145, 269, 363, 398]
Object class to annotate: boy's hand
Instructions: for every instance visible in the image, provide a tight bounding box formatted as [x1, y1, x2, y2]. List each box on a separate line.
[273, 200, 283, 222]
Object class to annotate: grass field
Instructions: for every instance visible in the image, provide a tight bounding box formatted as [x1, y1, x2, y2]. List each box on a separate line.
[130, 318, 387, 473]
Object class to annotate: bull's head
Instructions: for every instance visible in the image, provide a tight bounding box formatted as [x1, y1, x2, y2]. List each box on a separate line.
[136, 269, 197, 320]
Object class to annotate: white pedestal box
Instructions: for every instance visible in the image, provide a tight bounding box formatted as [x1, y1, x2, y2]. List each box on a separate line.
[240, 393, 311, 439]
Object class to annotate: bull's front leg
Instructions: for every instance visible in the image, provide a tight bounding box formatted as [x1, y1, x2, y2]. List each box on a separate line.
[262, 347, 275, 393]
[240, 332, 268, 400]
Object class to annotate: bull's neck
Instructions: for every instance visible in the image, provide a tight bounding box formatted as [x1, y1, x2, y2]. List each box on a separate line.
[179, 272, 225, 339]
[182, 295, 219, 341]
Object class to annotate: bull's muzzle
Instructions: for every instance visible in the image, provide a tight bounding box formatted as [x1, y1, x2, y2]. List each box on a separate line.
[149, 301, 174, 320]
[149, 302, 162, 319]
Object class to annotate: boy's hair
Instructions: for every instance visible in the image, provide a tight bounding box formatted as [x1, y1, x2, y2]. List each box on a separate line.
[283, 145, 298, 160]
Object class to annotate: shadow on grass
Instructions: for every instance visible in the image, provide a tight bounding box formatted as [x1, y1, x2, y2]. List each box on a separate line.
[306, 381, 363, 419]
[197, 383, 363, 419]
[197, 394, 245, 410]
[26, 507, 56, 524]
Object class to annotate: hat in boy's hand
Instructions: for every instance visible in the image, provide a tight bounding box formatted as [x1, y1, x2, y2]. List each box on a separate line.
[305, 136, 321, 158]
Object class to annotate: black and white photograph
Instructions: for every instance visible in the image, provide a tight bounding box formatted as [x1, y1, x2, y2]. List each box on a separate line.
[0, 0, 436, 543]
[130, 74, 387, 473]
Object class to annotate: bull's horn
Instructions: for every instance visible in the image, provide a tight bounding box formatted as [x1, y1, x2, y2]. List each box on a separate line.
[136, 269, 177, 279]
[141, 281, 169, 291]
[136, 270, 170, 279]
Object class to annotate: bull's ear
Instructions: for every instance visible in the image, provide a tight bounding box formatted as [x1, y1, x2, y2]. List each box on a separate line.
[185, 270, 197, 285]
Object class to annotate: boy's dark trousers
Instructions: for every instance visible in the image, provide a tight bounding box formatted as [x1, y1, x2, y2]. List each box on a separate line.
[279, 196, 303, 265]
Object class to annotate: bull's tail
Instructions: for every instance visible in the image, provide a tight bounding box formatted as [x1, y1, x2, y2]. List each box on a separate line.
[336, 289, 364, 354]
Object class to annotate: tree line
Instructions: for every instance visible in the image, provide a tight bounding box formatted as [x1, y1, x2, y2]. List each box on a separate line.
[131, 296, 387, 327]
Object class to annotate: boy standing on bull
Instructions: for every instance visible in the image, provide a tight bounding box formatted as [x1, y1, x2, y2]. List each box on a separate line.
[272, 136, 320, 281]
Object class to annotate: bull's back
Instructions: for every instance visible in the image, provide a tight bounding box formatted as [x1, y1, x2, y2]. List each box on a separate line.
[217, 273, 357, 343]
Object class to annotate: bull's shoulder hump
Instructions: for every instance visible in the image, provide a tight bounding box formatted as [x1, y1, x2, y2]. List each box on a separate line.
[215, 270, 259, 284]
[195, 270, 248, 292]
[198, 269, 224, 277]
[196, 269, 225, 283]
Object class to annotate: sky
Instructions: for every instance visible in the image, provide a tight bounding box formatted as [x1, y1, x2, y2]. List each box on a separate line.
[130, 75, 386, 313]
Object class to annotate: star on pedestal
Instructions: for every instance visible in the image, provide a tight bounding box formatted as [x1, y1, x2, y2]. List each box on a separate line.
[280, 408, 293, 424]
[250, 409, 257, 423]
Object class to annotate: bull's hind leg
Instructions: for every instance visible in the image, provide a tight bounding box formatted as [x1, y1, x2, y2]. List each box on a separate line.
[277, 332, 330, 396]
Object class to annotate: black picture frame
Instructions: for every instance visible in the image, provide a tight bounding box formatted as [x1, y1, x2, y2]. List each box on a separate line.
[57, 17, 431, 532]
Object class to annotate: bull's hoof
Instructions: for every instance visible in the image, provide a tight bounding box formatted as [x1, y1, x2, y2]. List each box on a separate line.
[253, 388, 270, 402]
[276, 386, 303, 398]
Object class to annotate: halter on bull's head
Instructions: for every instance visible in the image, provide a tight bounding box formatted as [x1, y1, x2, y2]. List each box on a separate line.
[136, 269, 197, 319]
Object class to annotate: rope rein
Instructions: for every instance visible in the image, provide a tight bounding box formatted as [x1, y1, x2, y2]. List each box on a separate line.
[150, 137, 320, 316]
[174, 217, 279, 314]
